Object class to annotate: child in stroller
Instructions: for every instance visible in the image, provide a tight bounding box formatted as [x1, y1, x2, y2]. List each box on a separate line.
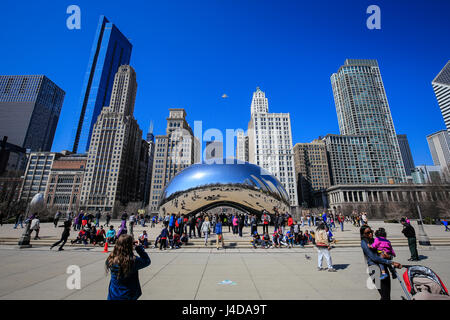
[401, 265, 450, 300]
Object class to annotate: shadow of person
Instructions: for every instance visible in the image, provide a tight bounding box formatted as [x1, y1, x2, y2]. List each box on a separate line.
[333, 264, 350, 270]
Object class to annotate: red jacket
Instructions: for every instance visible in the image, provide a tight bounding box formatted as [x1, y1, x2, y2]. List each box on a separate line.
[288, 217, 294, 226]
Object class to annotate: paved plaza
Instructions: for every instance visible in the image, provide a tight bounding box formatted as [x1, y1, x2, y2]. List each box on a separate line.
[0, 220, 449, 300]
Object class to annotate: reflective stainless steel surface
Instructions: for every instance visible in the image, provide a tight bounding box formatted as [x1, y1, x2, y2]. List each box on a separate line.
[159, 159, 290, 215]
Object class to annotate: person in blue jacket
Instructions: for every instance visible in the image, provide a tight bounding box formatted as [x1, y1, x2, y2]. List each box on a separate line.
[215, 218, 224, 250]
[168, 213, 176, 234]
[106, 234, 151, 300]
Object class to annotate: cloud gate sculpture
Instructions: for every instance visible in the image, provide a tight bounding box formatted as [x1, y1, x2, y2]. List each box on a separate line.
[158, 159, 291, 216]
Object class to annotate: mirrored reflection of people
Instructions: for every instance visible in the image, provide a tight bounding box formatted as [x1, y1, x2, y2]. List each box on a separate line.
[360, 225, 402, 300]
[106, 234, 151, 300]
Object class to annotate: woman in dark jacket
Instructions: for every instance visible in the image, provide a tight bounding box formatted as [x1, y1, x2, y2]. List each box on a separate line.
[106, 234, 151, 300]
[360, 225, 402, 300]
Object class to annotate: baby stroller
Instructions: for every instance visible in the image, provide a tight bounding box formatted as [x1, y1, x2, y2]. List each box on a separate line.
[397, 265, 450, 300]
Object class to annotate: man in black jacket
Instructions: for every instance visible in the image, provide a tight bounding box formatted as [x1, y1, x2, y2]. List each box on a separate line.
[400, 218, 419, 261]
[50, 219, 72, 251]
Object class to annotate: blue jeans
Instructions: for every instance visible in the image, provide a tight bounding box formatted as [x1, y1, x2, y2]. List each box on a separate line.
[14, 221, 24, 228]
[340, 222, 344, 231]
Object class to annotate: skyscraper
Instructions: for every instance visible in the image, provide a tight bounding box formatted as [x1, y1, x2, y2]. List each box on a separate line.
[73, 15, 132, 153]
[427, 130, 450, 169]
[293, 140, 331, 207]
[236, 130, 249, 162]
[80, 65, 142, 212]
[149, 109, 196, 213]
[143, 123, 155, 206]
[397, 134, 415, 176]
[323, 134, 374, 185]
[432, 61, 450, 132]
[0, 75, 65, 151]
[331, 59, 406, 184]
[247, 87, 298, 206]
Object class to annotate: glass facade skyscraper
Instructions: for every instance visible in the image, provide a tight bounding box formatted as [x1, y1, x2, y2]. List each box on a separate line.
[330, 59, 406, 184]
[0, 75, 65, 152]
[72, 15, 132, 153]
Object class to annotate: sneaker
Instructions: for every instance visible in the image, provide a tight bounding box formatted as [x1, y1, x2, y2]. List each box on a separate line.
[328, 268, 337, 272]
[380, 273, 388, 280]
[50, 246, 53, 250]
[317, 267, 323, 271]
[58, 248, 64, 251]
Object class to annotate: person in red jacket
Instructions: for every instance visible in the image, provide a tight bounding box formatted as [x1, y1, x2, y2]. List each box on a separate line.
[288, 215, 294, 234]
[262, 210, 270, 234]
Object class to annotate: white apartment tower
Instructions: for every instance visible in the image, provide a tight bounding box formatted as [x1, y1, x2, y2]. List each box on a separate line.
[247, 87, 298, 207]
[80, 65, 142, 212]
[236, 130, 249, 162]
[433, 61, 450, 132]
[427, 130, 450, 169]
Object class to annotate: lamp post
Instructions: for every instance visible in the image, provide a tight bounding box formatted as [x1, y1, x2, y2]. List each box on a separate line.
[416, 204, 431, 246]
[18, 193, 45, 248]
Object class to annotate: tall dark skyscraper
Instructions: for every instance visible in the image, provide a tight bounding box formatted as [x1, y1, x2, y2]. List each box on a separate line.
[0, 75, 65, 151]
[72, 15, 132, 153]
[397, 134, 415, 176]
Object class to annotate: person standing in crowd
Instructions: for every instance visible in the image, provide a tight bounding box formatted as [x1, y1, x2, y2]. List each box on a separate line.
[262, 210, 270, 234]
[105, 212, 111, 227]
[105, 234, 151, 300]
[321, 211, 328, 227]
[400, 218, 420, 261]
[361, 212, 368, 226]
[338, 213, 344, 232]
[117, 219, 127, 238]
[315, 223, 336, 272]
[287, 215, 294, 234]
[196, 215, 203, 238]
[273, 213, 279, 232]
[30, 215, 41, 240]
[238, 214, 244, 237]
[188, 215, 196, 238]
[232, 214, 239, 235]
[277, 213, 285, 234]
[250, 214, 257, 235]
[129, 214, 136, 238]
[307, 214, 311, 227]
[158, 225, 169, 250]
[95, 211, 101, 227]
[54, 211, 61, 228]
[51, 219, 72, 251]
[201, 216, 211, 246]
[14, 213, 24, 229]
[360, 225, 402, 300]
[215, 218, 224, 250]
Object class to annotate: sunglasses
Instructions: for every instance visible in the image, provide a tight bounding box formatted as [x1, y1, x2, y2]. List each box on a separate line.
[364, 230, 373, 235]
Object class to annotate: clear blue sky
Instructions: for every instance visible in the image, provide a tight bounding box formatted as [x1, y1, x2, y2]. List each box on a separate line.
[1, 0, 449, 165]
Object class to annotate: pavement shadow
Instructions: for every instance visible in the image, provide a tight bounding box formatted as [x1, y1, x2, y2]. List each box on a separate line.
[418, 255, 428, 261]
[333, 264, 350, 270]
